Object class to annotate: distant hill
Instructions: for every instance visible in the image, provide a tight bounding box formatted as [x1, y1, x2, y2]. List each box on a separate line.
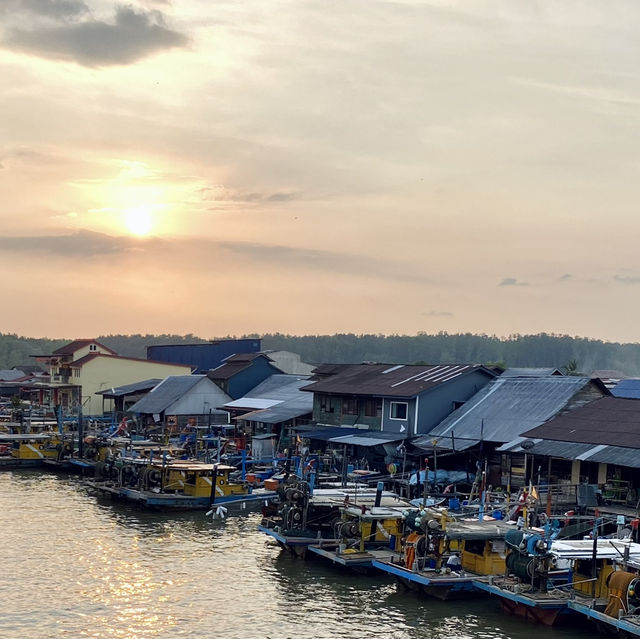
[2, 331, 640, 377]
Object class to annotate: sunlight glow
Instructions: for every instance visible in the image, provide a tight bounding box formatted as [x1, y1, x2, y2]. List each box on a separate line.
[124, 206, 153, 237]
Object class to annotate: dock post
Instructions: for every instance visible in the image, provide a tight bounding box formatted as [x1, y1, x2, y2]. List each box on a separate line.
[209, 465, 218, 507]
[375, 481, 384, 507]
[78, 407, 84, 459]
[591, 519, 599, 599]
[422, 458, 429, 508]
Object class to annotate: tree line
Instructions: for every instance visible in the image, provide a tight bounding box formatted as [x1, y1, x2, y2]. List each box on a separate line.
[2, 331, 640, 376]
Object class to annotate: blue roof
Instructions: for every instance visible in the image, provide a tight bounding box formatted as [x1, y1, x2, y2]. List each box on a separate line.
[612, 379, 640, 399]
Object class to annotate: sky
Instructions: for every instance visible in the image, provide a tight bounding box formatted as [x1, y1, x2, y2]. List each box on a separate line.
[2, 1, 640, 342]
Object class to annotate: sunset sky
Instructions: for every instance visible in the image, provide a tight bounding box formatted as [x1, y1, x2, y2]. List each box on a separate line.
[2, 1, 640, 342]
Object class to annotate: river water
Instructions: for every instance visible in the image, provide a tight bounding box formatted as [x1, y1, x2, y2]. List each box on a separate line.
[0, 470, 590, 639]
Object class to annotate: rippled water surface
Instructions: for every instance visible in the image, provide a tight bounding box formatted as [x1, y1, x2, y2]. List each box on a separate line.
[0, 471, 591, 639]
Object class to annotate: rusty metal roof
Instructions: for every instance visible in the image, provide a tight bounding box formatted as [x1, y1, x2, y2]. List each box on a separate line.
[301, 363, 493, 398]
[522, 396, 640, 449]
[53, 339, 117, 356]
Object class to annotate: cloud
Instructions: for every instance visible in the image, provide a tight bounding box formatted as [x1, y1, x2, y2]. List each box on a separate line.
[559, 273, 572, 281]
[0, 0, 89, 20]
[0, 230, 148, 256]
[3, 5, 188, 66]
[212, 240, 430, 283]
[422, 310, 453, 317]
[200, 186, 300, 204]
[614, 274, 640, 285]
[498, 277, 529, 287]
[0, 230, 430, 284]
[0, 147, 59, 167]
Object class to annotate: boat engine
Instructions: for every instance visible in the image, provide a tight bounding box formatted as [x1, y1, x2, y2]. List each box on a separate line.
[275, 479, 311, 532]
[504, 529, 552, 592]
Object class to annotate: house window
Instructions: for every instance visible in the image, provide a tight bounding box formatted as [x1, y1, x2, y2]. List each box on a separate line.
[320, 395, 335, 413]
[363, 398, 382, 417]
[390, 401, 408, 420]
[89, 344, 97, 351]
[342, 398, 358, 415]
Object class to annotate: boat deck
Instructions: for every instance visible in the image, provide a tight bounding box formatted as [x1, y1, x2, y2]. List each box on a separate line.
[257, 525, 332, 547]
[307, 543, 396, 568]
[568, 600, 640, 636]
[373, 558, 480, 587]
[473, 576, 574, 610]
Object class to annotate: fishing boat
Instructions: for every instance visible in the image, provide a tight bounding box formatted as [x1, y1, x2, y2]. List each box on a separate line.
[372, 509, 508, 599]
[0, 432, 72, 469]
[567, 555, 640, 637]
[259, 477, 413, 558]
[474, 531, 640, 626]
[88, 459, 277, 510]
[307, 483, 416, 571]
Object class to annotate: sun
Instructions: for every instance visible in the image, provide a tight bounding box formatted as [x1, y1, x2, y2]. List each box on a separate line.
[124, 206, 153, 237]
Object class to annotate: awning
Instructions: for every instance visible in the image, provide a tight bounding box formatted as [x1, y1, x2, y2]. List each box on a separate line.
[329, 434, 402, 447]
[223, 398, 282, 410]
[300, 427, 364, 441]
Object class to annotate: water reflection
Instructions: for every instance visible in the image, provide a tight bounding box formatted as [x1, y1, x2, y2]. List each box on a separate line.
[0, 471, 591, 639]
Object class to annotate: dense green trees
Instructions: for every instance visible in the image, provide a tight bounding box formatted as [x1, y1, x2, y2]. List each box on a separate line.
[2, 331, 640, 376]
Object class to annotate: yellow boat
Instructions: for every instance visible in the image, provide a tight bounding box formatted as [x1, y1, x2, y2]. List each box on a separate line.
[0, 432, 72, 468]
[88, 459, 277, 510]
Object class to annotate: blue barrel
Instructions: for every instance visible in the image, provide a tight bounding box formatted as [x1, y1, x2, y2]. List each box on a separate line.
[492, 510, 503, 520]
[448, 498, 460, 510]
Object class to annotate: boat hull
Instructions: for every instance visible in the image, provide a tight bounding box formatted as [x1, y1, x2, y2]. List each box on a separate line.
[568, 600, 640, 637]
[372, 560, 478, 600]
[88, 481, 276, 510]
[473, 580, 568, 626]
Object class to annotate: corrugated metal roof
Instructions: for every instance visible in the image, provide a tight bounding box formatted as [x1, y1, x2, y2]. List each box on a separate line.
[584, 446, 640, 467]
[0, 369, 27, 381]
[296, 426, 366, 441]
[301, 363, 493, 398]
[207, 362, 250, 379]
[497, 437, 594, 459]
[129, 376, 206, 413]
[225, 398, 282, 410]
[226, 374, 313, 424]
[294, 426, 399, 446]
[523, 396, 640, 449]
[95, 379, 163, 397]
[238, 404, 312, 424]
[612, 379, 640, 399]
[242, 374, 312, 401]
[498, 436, 640, 469]
[500, 368, 563, 377]
[329, 433, 402, 447]
[416, 376, 598, 451]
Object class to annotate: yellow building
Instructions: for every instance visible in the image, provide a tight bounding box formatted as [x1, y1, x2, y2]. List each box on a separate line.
[35, 339, 192, 416]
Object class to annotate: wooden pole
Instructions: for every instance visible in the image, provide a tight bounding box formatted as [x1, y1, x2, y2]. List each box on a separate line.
[209, 465, 219, 507]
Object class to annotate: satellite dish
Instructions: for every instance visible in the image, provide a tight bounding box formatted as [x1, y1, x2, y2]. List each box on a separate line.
[521, 439, 536, 451]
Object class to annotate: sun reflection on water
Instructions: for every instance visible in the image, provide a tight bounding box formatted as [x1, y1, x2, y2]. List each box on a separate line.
[0, 473, 591, 639]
